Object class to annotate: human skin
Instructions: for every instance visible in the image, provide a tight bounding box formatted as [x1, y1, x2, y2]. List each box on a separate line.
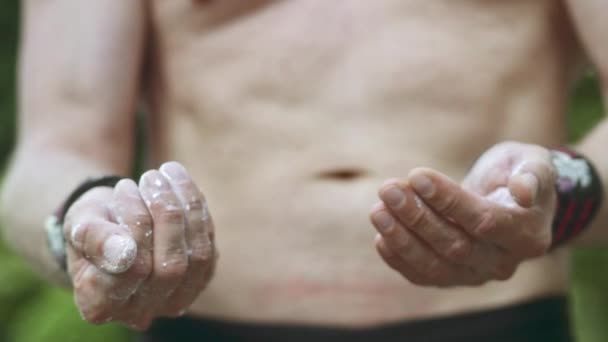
[2, 0, 608, 330]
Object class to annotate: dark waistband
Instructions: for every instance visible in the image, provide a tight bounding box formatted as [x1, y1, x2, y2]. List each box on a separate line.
[143, 295, 573, 342]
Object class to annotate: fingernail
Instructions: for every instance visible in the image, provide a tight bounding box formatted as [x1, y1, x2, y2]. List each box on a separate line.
[160, 162, 188, 181]
[103, 235, 137, 273]
[382, 187, 406, 208]
[410, 174, 435, 197]
[373, 211, 394, 233]
[521, 173, 539, 203]
[71, 223, 85, 250]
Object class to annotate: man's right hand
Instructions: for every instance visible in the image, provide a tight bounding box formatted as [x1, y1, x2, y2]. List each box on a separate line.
[62, 162, 216, 330]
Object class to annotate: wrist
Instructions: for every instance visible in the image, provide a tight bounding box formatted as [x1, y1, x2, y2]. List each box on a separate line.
[549, 147, 604, 249]
[45, 175, 124, 272]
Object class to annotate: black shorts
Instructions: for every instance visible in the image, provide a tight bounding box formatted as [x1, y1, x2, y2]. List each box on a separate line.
[142, 296, 573, 342]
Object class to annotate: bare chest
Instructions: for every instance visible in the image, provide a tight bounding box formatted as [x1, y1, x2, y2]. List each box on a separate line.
[146, 0, 576, 183]
[152, 1, 571, 103]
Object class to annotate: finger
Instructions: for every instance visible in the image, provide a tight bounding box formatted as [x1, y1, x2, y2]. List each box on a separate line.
[408, 168, 493, 233]
[374, 234, 430, 286]
[66, 220, 146, 311]
[405, 169, 529, 251]
[69, 257, 130, 324]
[379, 180, 472, 262]
[95, 179, 160, 324]
[112, 179, 154, 252]
[138, 170, 188, 311]
[111, 299, 155, 331]
[64, 214, 137, 274]
[370, 203, 456, 283]
[375, 232, 484, 287]
[508, 160, 556, 209]
[159, 161, 215, 315]
[108, 179, 154, 299]
[378, 181, 514, 276]
[160, 162, 213, 258]
[460, 187, 550, 257]
[373, 225, 498, 286]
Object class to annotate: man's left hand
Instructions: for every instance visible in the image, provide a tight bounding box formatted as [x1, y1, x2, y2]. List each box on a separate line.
[370, 141, 557, 287]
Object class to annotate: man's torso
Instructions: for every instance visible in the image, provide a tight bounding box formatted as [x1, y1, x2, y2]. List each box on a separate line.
[145, 0, 582, 326]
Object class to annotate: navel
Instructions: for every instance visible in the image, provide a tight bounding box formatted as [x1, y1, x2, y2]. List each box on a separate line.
[315, 167, 368, 181]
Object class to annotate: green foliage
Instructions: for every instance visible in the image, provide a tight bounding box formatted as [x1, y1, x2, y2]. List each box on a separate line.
[0, 257, 40, 326]
[568, 72, 605, 143]
[0, 0, 19, 168]
[572, 249, 608, 342]
[566, 74, 608, 342]
[6, 287, 130, 342]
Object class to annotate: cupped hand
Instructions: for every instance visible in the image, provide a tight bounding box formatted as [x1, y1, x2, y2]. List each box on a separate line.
[370, 141, 557, 287]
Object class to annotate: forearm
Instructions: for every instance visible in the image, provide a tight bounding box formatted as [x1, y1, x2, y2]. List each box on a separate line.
[0, 143, 131, 286]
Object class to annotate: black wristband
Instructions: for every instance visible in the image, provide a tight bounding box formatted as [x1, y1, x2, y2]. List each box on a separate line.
[45, 175, 123, 271]
[550, 148, 603, 248]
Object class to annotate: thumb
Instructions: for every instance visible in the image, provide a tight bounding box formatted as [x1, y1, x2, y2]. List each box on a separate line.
[64, 197, 138, 274]
[66, 219, 138, 274]
[508, 161, 555, 208]
[63, 187, 137, 274]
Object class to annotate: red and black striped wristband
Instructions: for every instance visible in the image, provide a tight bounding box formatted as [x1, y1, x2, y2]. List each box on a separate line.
[550, 147, 603, 248]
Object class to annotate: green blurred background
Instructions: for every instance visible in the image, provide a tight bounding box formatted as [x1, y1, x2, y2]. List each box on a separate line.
[0, 2, 607, 342]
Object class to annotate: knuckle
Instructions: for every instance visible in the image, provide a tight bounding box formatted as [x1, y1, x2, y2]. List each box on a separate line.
[392, 236, 411, 255]
[133, 213, 153, 228]
[189, 246, 214, 266]
[472, 211, 497, 238]
[424, 260, 446, 281]
[185, 196, 204, 211]
[108, 283, 140, 301]
[130, 256, 153, 279]
[158, 206, 185, 225]
[408, 209, 427, 229]
[79, 220, 97, 242]
[156, 258, 188, 280]
[444, 241, 472, 262]
[66, 219, 93, 247]
[435, 193, 459, 215]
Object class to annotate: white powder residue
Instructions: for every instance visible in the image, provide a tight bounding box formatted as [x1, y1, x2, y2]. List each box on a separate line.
[102, 235, 137, 274]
